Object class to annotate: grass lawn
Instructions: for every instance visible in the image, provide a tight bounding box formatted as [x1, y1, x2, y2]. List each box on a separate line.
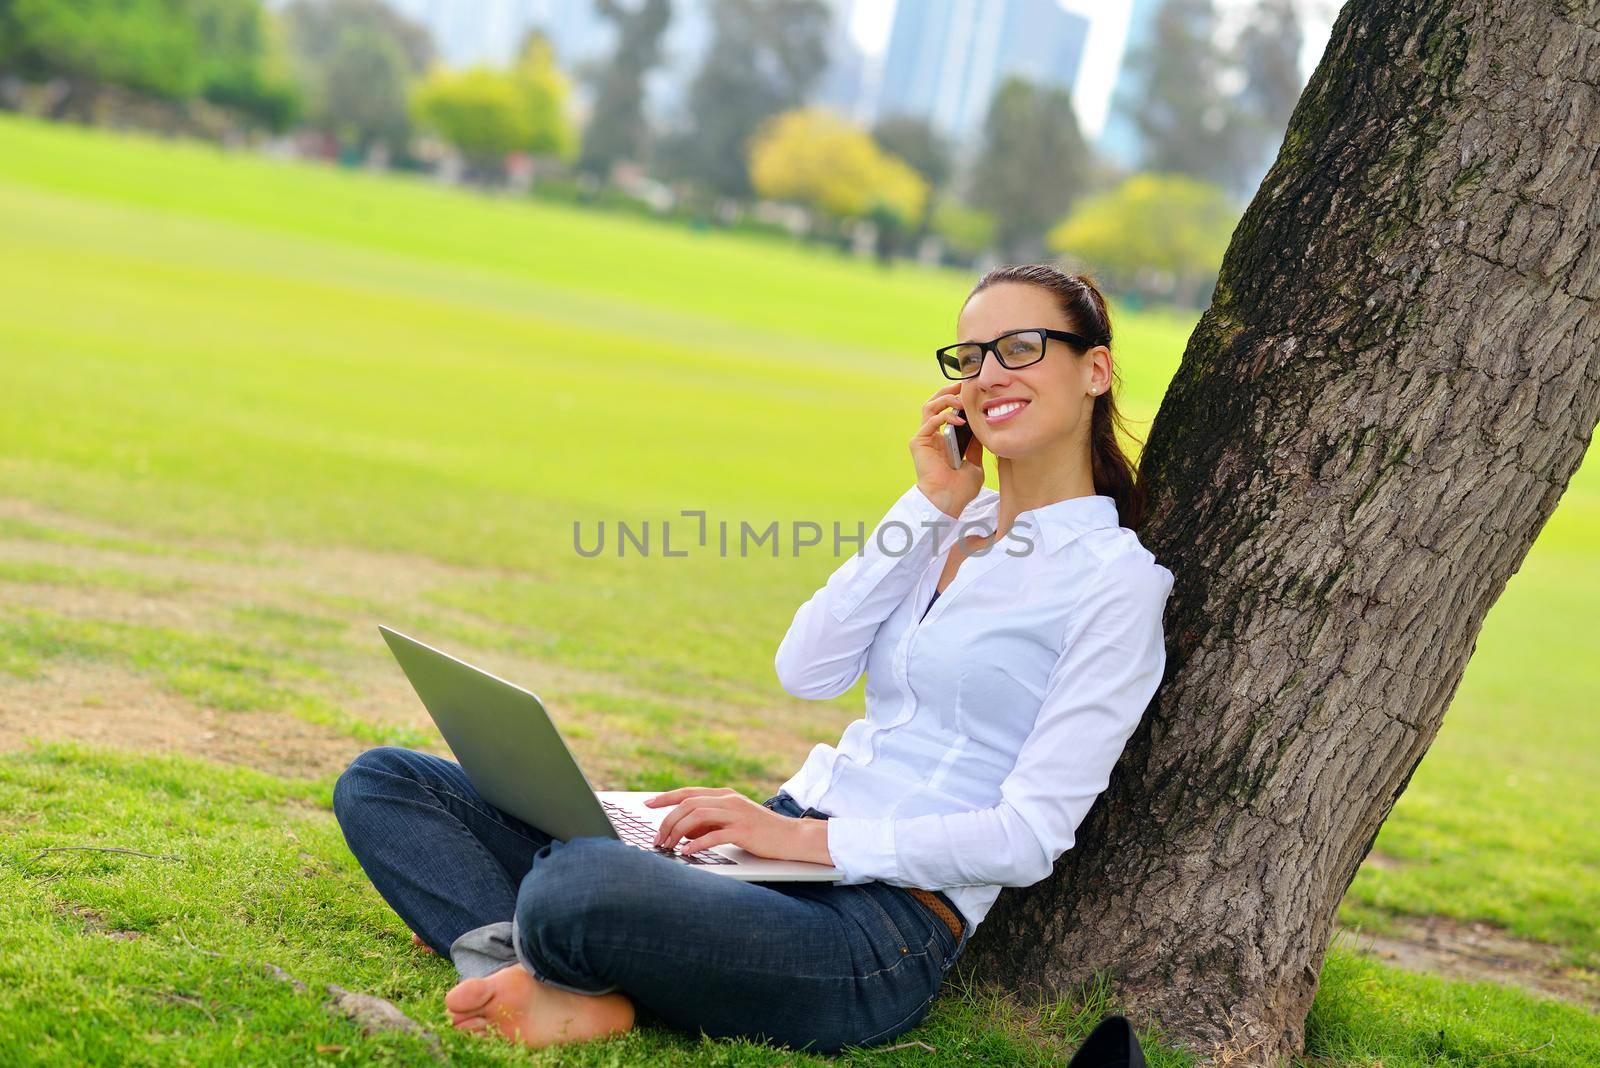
[0, 112, 1596, 1065]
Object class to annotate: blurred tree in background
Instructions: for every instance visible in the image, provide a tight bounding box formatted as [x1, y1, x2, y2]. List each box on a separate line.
[1049, 172, 1237, 307]
[510, 31, 577, 161]
[0, 0, 297, 131]
[575, 0, 671, 180]
[656, 0, 830, 202]
[1231, 0, 1305, 192]
[1114, 0, 1306, 202]
[747, 106, 926, 255]
[871, 112, 954, 259]
[412, 66, 531, 179]
[1118, 0, 1249, 194]
[282, 0, 431, 159]
[966, 75, 1090, 264]
[192, 0, 300, 131]
[930, 196, 997, 265]
[412, 32, 576, 183]
[1, 0, 207, 100]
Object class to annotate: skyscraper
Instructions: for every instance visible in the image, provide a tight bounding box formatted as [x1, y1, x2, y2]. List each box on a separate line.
[1096, 0, 1162, 167]
[875, 0, 1091, 147]
[814, 0, 875, 125]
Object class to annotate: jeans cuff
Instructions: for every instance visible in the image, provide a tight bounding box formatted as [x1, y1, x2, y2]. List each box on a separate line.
[510, 913, 621, 997]
[449, 921, 520, 979]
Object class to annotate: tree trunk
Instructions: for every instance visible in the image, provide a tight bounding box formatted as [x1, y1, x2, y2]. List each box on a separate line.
[958, 1, 1600, 1061]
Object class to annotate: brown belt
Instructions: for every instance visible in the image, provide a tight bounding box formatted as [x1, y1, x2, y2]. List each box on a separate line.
[903, 887, 965, 944]
[786, 795, 965, 944]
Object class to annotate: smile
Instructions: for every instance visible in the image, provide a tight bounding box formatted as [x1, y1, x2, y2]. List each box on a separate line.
[984, 400, 1029, 424]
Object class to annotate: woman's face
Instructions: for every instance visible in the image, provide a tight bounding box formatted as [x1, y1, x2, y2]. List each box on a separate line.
[955, 282, 1108, 460]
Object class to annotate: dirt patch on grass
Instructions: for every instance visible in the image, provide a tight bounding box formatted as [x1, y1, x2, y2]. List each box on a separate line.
[54, 902, 144, 941]
[1340, 914, 1600, 1011]
[0, 660, 366, 780]
[0, 496, 826, 789]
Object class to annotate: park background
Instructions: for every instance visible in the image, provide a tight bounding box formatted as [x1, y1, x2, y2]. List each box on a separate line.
[0, 0, 1595, 1064]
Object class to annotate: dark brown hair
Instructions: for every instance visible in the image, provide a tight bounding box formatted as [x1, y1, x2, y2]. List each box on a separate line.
[962, 263, 1148, 529]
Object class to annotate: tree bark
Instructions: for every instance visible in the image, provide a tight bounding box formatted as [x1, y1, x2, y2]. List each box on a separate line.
[958, 1, 1600, 1062]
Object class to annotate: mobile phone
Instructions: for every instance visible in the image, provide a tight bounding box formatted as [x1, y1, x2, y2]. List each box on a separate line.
[939, 412, 973, 469]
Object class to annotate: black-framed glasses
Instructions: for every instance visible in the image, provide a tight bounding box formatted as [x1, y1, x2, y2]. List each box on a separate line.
[934, 328, 1090, 380]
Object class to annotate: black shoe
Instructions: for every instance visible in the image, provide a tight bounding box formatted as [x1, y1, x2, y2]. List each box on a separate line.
[1067, 1014, 1145, 1068]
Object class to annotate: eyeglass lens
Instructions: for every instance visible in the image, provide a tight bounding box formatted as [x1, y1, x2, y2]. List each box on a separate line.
[941, 331, 1045, 378]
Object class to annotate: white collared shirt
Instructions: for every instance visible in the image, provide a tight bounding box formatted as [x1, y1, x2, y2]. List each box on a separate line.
[774, 482, 1174, 933]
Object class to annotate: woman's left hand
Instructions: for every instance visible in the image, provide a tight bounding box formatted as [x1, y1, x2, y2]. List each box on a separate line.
[644, 787, 834, 866]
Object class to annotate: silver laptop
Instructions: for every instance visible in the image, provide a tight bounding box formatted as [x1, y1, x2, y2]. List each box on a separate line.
[378, 625, 842, 882]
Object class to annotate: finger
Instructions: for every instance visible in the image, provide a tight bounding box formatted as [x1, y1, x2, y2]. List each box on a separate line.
[647, 786, 737, 805]
[662, 797, 738, 847]
[923, 400, 966, 426]
[662, 799, 741, 849]
[921, 406, 966, 433]
[661, 810, 722, 849]
[915, 407, 966, 443]
[654, 795, 726, 846]
[680, 829, 736, 855]
[644, 786, 722, 806]
[921, 389, 964, 417]
[654, 806, 684, 846]
[644, 786, 700, 805]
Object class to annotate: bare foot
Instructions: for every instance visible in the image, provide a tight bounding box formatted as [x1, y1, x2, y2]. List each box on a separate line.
[444, 965, 635, 1049]
[411, 931, 436, 955]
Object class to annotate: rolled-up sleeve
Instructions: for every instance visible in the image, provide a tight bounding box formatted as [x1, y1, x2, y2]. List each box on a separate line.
[823, 549, 1174, 887]
[773, 484, 955, 700]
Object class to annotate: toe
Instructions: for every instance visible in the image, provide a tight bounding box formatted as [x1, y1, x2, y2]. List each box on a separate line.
[445, 977, 493, 1014]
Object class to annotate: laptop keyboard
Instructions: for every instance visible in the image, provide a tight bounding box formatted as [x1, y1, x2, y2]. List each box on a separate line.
[601, 801, 736, 866]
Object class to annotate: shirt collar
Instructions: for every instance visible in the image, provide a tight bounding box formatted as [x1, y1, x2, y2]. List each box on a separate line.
[962, 486, 1121, 554]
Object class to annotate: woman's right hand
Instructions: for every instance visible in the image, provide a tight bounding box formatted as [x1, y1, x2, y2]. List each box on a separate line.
[910, 383, 985, 519]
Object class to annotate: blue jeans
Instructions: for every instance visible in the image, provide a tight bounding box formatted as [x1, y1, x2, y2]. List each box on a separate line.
[330, 746, 971, 1053]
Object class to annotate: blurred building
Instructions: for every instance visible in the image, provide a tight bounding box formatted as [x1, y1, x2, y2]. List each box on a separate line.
[874, 0, 1090, 148]
[814, 0, 876, 125]
[1095, 0, 1162, 167]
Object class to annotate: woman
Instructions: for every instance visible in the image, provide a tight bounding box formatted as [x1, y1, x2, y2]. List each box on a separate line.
[331, 264, 1175, 1054]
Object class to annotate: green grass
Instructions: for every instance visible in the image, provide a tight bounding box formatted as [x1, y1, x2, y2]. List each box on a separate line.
[1303, 940, 1600, 1065]
[1, 111, 1597, 1063]
[2, 743, 1204, 1066]
[7, 743, 1596, 1067]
